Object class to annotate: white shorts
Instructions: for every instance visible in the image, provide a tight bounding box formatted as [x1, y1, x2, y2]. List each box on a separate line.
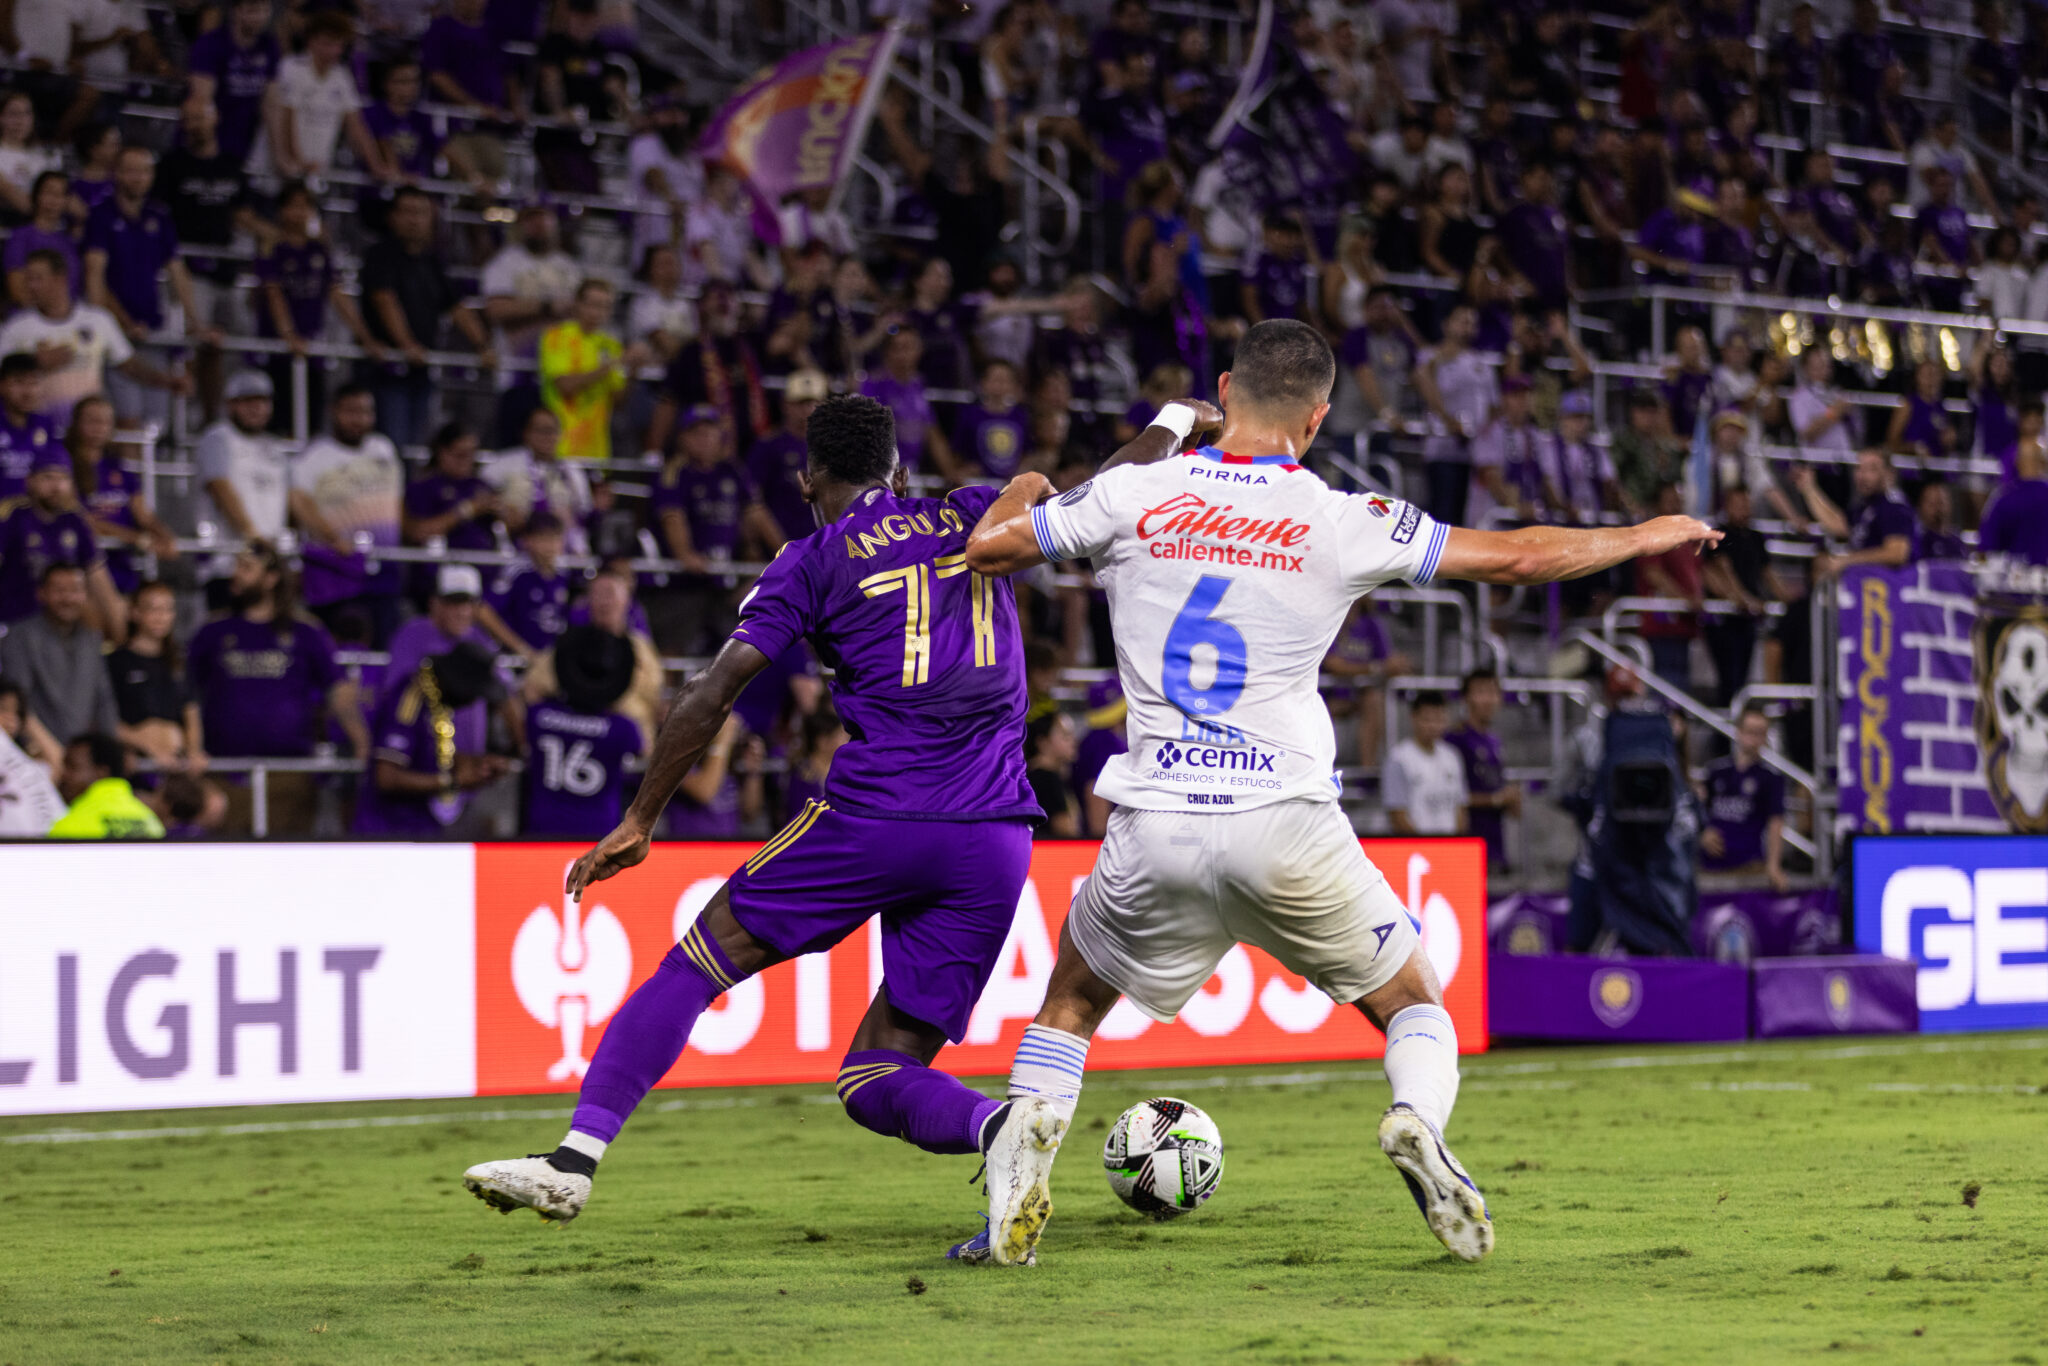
[1067, 798, 1420, 1023]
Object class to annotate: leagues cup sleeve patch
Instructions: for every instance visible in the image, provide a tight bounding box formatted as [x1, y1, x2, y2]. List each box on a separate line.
[1393, 502, 1422, 544]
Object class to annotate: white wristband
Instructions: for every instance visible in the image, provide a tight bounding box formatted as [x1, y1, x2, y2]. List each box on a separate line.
[1150, 402, 1199, 444]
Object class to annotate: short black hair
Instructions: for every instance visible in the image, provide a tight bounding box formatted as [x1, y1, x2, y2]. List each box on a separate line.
[805, 394, 897, 486]
[39, 561, 84, 585]
[1460, 669, 1498, 696]
[1025, 709, 1069, 759]
[1412, 690, 1449, 712]
[1738, 703, 1771, 726]
[0, 353, 38, 382]
[1227, 319, 1335, 414]
[332, 381, 372, 408]
[69, 731, 128, 781]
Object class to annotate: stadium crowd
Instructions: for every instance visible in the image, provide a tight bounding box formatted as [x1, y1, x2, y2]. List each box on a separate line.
[0, 0, 2039, 859]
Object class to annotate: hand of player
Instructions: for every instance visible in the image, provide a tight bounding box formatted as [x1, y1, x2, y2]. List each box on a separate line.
[1699, 827, 1725, 858]
[1180, 398, 1224, 444]
[1637, 515, 1723, 557]
[1002, 470, 1057, 506]
[566, 819, 654, 900]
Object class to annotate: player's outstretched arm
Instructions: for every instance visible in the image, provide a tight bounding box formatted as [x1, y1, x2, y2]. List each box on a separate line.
[565, 639, 772, 899]
[965, 471, 1057, 576]
[1098, 398, 1224, 472]
[1433, 516, 1723, 585]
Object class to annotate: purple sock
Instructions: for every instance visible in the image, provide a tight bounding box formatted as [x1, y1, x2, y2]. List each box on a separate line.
[570, 923, 744, 1144]
[837, 1048, 1004, 1156]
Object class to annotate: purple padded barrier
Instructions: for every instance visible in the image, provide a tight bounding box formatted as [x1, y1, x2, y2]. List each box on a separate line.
[1488, 953, 1750, 1042]
[1750, 956, 1919, 1038]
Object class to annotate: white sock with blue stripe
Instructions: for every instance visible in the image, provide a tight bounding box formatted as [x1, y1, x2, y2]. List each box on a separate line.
[1383, 1004, 1460, 1132]
[1007, 1023, 1090, 1124]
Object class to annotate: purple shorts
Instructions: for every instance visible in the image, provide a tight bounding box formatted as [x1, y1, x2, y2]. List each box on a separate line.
[725, 802, 1035, 1042]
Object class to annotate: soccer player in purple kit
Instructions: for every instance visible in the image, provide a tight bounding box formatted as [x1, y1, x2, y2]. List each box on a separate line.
[462, 393, 1221, 1225]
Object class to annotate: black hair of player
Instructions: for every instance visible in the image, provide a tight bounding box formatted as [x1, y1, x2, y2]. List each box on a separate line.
[806, 394, 898, 487]
[70, 731, 129, 781]
[1228, 318, 1336, 412]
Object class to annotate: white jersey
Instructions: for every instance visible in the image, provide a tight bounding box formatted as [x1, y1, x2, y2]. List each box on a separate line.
[1032, 447, 1448, 813]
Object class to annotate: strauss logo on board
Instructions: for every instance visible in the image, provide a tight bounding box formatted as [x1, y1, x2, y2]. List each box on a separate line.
[509, 869, 632, 1082]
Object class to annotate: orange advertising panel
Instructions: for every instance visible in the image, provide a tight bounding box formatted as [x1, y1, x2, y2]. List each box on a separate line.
[473, 839, 1486, 1097]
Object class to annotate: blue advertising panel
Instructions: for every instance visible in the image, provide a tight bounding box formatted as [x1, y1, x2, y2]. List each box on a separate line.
[1852, 836, 2048, 1033]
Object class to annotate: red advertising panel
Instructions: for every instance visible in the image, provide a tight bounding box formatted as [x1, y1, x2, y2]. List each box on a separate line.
[473, 839, 1486, 1097]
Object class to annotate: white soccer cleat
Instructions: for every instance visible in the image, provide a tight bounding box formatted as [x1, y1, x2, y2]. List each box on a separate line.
[985, 1097, 1066, 1266]
[463, 1155, 592, 1224]
[1378, 1102, 1494, 1263]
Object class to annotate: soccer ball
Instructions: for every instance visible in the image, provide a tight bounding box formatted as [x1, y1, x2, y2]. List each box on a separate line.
[1101, 1097, 1224, 1219]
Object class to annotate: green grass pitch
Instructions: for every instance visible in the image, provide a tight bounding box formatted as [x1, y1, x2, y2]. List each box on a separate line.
[4, 1031, 2045, 1365]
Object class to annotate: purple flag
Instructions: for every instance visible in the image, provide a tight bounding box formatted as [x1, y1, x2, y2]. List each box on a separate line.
[699, 27, 903, 245]
[1206, 0, 1357, 253]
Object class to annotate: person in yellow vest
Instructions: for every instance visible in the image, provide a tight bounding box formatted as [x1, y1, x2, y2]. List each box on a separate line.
[539, 278, 645, 463]
[49, 732, 164, 839]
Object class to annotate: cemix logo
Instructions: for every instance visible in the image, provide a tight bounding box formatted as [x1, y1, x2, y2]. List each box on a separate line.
[1155, 740, 1277, 772]
[510, 869, 633, 1082]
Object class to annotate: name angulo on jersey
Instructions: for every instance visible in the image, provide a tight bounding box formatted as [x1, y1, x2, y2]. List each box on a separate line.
[1137, 493, 1311, 573]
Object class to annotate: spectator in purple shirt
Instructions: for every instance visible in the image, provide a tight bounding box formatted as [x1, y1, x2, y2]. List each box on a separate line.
[1980, 472, 2048, 565]
[86, 147, 215, 424]
[1915, 482, 1966, 561]
[404, 422, 504, 556]
[1447, 669, 1516, 874]
[3, 172, 79, 309]
[1887, 359, 1958, 462]
[187, 0, 281, 168]
[0, 448, 125, 631]
[523, 624, 645, 839]
[1699, 706, 1787, 889]
[420, 0, 521, 186]
[953, 360, 1032, 481]
[746, 369, 825, 542]
[1630, 186, 1712, 282]
[1500, 162, 1572, 311]
[483, 512, 573, 657]
[1798, 449, 1918, 582]
[185, 541, 367, 833]
[69, 394, 174, 596]
[355, 642, 510, 837]
[0, 353, 64, 499]
[257, 181, 380, 436]
[1916, 168, 1979, 309]
[654, 406, 781, 652]
[1241, 212, 1310, 324]
[362, 58, 489, 215]
[861, 331, 958, 480]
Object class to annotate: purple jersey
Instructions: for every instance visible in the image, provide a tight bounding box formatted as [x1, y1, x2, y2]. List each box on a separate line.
[188, 27, 280, 164]
[355, 678, 461, 836]
[1445, 724, 1507, 868]
[1917, 203, 1973, 265]
[1638, 207, 1707, 280]
[1, 226, 79, 299]
[0, 410, 61, 499]
[83, 198, 178, 330]
[745, 431, 813, 541]
[1248, 251, 1309, 320]
[81, 455, 140, 592]
[488, 562, 571, 652]
[652, 457, 756, 561]
[1981, 480, 2048, 563]
[255, 239, 334, 340]
[524, 699, 642, 837]
[904, 298, 980, 391]
[404, 472, 499, 553]
[361, 104, 440, 179]
[1500, 201, 1570, 304]
[0, 500, 99, 622]
[1852, 489, 1919, 557]
[421, 16, 505, 112]
[385, 617, 491, 756]
[668, 772, 742, 838]
[186, 614, 341, 757]
[730, 484, 1037, 821]
[1700, 756, 1784, 869]
[954, 403, 1029, 479]
[859, 374, 934, 472]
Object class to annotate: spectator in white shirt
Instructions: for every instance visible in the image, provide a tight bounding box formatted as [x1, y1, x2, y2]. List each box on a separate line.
[1786, 346, 1858, 459]
[1383, 690, 1469, 835]
[1368, 115, 1429, 192]
[480, 204, 582, 434]
[195, 370, 291, 542]
[776, 186, 857, 264]
[292, 383, 407, 643]
[1908, 111, 1996, 213]
[0, 92, 59, 218]
[627, 243, 697, 365]
[686, 168, 769, 287]
[0, 250, 185, 425]
[625, 97, 703, 263]
[259, 13, 390, 180]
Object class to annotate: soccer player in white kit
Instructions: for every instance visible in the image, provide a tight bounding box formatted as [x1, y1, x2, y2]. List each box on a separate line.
[955, 320, 1721, 1267]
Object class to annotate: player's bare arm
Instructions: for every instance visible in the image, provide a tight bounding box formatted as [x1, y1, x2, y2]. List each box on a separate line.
[565, 639, 771, 899]
[968, 398, 1224, 575]
[1434, 516, 1722, 585]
